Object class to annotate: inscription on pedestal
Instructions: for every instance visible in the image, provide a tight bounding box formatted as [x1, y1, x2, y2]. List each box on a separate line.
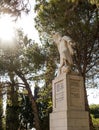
[54, 80, 64, 108]
[70, 80, 81, 107]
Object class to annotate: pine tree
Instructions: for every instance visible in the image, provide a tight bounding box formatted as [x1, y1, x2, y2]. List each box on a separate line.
[35, 0, 99, 130]
[6, 72, 19, 130]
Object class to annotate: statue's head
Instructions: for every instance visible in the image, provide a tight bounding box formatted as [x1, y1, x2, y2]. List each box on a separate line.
[52, 32, 61, 44]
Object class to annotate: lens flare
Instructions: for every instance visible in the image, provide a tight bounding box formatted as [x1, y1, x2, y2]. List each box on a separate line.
[0, 14, 16, 46]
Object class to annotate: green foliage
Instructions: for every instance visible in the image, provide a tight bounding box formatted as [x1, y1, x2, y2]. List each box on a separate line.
[0, 31, 46, 130]
[19, 94, 34, 129]
[35, 0, 99, 83]
[0, 98, 3, 130]
[0, 0, 30, 16]
[90, 104, 99, 130]
[6, 105, 19, 130]
[90, 104, 99, 118]
[0, 31, 45, 76]
[6, 93, 35, 130]
[91, 115, 99, 130]
[35, 85, 52, 130]
[34, 42, 57, 130]
[25, 42, 45, 71]
[6, 74, 20, 130]
[0, 83, 5, 130]
[5, 71, 35, 130]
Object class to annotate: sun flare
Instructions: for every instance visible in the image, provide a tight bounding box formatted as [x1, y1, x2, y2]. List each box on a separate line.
[0, 14, 16, 45]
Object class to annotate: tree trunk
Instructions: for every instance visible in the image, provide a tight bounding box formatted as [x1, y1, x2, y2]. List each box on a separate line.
[26, 82, 41, 130]
[15, 70, 41, 130]
[83, 76, 94, 130]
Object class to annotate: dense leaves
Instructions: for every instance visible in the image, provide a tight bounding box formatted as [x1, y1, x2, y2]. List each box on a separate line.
[37, 42, 57, 130]
[35, 0, 99, 79]
[90, 104, 99, 118]
[0, 0, 30, 17]
[90, 104, 99, 130]
[19, 95, 34, 129]
[0, 31, 45, 130]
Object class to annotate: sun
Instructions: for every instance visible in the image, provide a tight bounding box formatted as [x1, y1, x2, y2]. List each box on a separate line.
[0, 14, 16, 45]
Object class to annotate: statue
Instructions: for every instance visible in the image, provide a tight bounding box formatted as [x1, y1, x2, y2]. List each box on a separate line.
[53, 32, 74, 75]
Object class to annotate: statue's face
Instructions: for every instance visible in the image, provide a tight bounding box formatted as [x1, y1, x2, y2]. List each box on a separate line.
[53, 33, 61, 43]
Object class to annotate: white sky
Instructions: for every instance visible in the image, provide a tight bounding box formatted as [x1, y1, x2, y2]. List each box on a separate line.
[87, 88, 99, 105]
[16, 0, 40, 43]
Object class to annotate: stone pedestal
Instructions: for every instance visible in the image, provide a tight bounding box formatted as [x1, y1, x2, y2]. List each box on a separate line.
[50, 73, 89, 130]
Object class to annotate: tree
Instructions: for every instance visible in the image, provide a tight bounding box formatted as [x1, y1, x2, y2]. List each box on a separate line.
[90, 104, 99, 130]
[19, 94, 34, 130]
[6, 72, 19, 130]
[35, 0, 99, 79]
[35, 42, 57, 130]
[35, 0, 99, 129]
[35, 0, 99, 80]
[5, 75, 35, 130]
[0, 0, 30, 17]
[90, 104, 99, 119]
[0, 31, 45, 130]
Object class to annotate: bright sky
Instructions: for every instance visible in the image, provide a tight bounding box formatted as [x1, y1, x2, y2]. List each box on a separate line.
[16, 0, 40, 43]
[0, 1, 40, 46]
[87, 88, 99, 105]
[0, 14, 16, 48]
[0, 15, 15, 42]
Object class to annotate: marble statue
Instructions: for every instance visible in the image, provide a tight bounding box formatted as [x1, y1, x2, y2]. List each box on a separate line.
[53, 32, 74, 75]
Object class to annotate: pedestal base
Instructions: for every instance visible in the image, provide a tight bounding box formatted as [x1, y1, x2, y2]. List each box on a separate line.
[50, 73, 89, 130]
[50, 110, 89, 130]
